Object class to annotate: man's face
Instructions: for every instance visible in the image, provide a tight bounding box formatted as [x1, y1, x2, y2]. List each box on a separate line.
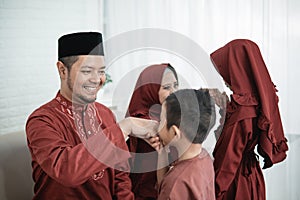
[65, 55, 106, 104]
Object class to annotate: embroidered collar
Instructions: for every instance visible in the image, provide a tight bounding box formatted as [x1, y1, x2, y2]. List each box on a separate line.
[55, 91, 93, 112]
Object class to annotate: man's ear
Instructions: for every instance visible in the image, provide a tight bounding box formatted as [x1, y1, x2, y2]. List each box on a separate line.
[170, 125, 181, 141]
[57, 61, 67, 79]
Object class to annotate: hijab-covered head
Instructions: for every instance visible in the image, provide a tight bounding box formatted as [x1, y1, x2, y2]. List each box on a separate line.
[210, 39, 288, 168]
[126, 63, 178, 121]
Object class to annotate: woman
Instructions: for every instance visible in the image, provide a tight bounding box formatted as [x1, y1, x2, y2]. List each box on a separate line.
[210, 39, 288, 200]
[126, 63, 178, 200]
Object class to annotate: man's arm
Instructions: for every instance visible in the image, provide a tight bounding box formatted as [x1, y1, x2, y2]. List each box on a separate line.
[26, 113, 130, 187]
[113, 167, 134, 200]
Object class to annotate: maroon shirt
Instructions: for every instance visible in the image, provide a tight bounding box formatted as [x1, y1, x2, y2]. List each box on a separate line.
[158, 149, 215, 200]
[26, 92, 134, 200]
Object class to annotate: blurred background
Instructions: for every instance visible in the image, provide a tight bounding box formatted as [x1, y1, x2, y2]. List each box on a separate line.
[0, 0, 299, 199]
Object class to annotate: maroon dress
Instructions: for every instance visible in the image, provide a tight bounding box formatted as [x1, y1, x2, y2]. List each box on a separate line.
[126, 63, 173, 199]
[26, 92, 134, 200]
[211, 39, 288, 200]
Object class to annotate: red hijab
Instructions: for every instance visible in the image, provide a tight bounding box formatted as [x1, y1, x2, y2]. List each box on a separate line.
[125, 63, 178, 152]
[126, 63, 175, 121]
[210, 39, 288, 169]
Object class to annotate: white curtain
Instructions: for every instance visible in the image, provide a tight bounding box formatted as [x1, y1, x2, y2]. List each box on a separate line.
[102, 0, 300, 199]
[102, 0, 299, 135]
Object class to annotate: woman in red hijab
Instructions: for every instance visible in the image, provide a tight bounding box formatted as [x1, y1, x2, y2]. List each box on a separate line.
[210, 39, 288, 200]
[126, 63, 178, 200]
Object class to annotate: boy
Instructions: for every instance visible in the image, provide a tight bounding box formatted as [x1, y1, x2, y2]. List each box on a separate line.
[156, 89, 216, 200]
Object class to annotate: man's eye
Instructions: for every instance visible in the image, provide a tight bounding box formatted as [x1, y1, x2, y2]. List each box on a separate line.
[98, 71, 106, 75]
[163, 86, 171, 90]
[81, 71, 91, 74]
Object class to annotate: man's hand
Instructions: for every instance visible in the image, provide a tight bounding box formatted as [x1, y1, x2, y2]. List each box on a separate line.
[118, 117, 159, 139]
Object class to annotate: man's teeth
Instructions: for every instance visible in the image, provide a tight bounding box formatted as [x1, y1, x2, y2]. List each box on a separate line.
[84, 86, 97, 92]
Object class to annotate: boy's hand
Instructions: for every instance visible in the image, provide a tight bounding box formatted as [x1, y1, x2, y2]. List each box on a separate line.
[144, 135, 161, 151]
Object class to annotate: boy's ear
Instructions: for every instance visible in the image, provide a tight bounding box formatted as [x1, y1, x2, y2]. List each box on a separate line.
[57, 61, 67, 79]
[170, 125, 181, 140]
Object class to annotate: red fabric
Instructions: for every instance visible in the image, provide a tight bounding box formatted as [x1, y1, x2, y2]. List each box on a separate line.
[126, 63, 169, 199]
[26, 92, 134, 200]
[211, 39, 288, 200]
[126, 64, 169, 121]
[158, 149, 215, 200]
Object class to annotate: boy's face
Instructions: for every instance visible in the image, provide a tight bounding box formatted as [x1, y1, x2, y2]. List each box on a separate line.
[158, 102, 175, 146]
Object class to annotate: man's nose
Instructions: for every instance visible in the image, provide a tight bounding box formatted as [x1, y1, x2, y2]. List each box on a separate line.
[90, 72, 101, 83]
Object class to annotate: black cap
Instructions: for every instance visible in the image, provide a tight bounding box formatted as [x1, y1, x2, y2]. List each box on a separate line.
[58, 32, 104, 59]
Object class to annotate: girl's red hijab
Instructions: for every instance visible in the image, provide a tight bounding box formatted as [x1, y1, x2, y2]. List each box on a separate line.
[210, 39, 288, 169]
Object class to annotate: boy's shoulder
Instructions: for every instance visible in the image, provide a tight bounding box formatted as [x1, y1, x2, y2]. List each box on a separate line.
[159, 149, 215, 200]
[165, 149, 214, 185]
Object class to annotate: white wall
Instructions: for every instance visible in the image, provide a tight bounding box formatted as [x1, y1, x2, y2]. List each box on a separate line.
[263, 135, 300, 200]
[0, 0, 102, 134]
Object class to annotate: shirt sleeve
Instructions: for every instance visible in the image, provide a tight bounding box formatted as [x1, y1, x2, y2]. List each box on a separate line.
[113, 168, 134, 200]
[26, 112, 130, 187]
[213, 119, 253, 199]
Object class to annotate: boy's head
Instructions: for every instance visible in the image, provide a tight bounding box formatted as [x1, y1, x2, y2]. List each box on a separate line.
[158, 89, 216, 146]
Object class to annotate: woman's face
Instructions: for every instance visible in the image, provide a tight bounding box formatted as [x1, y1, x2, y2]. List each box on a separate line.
[158, 70, 178, 104]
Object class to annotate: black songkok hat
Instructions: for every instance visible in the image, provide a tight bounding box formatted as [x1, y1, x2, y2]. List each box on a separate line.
[58, 32, 104, 59]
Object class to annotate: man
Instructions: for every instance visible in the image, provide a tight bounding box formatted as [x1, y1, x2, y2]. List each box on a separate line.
[26, 32, 157, 199]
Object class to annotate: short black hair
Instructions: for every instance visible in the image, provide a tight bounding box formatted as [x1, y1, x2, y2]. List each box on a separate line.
[59, 56, 79, 71]
[165, 89, 216, 144]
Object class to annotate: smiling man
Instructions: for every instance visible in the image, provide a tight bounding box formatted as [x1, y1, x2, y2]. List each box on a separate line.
[58, 55, 106, 104]
[25, 32, 155, 200]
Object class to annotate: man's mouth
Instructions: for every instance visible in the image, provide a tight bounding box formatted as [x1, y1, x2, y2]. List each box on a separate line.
[84, 86, 98, 93]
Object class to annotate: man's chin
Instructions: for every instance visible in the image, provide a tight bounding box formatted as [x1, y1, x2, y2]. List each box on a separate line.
[73, 95, 97, 104]
[82, 96, 97, 104]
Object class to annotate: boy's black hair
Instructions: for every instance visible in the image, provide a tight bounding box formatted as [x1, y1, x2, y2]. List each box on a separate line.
[165, 89, 216, 144]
